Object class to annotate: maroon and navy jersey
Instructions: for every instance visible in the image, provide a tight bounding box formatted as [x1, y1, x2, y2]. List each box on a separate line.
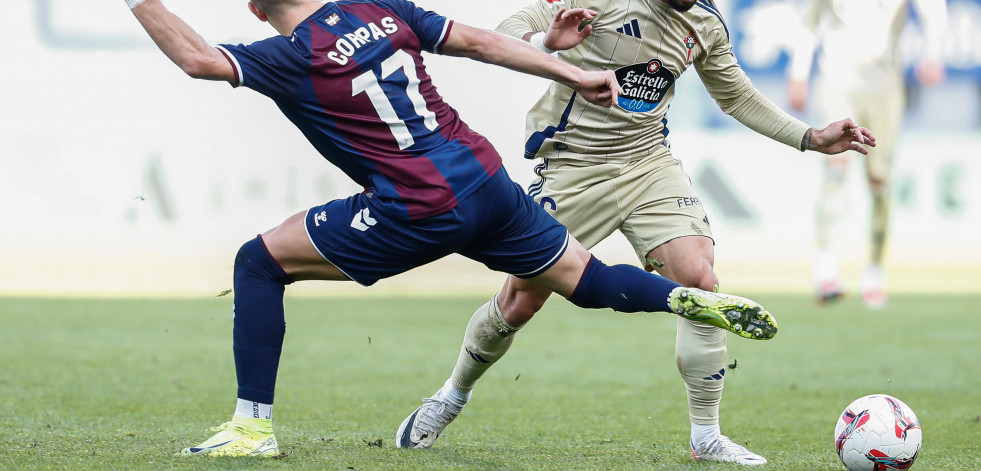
[218, 0, 503, 220]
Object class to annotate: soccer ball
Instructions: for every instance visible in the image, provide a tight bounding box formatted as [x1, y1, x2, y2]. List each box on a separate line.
[834, 394, 922, 471]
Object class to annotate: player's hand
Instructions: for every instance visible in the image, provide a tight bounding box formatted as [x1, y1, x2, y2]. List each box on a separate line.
[575, 70, 620, 107]
[787, 79, 808, 113]
[914, 59, 946, 88]
[544, 7, 597, 51]
[806, 118, 876, 155]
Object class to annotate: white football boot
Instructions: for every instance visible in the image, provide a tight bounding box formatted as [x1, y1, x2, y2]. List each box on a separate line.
[396, 384, 465, 449]
[814, 249, 845, 304]
[690, 435, 768, 465]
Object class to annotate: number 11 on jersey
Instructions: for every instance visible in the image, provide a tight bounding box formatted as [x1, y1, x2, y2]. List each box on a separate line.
[351, 49, 438, 150]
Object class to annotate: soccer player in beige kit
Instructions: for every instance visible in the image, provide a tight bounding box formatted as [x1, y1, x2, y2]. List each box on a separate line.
[787, 0, 947, 308]
[397, 0, 874, 464]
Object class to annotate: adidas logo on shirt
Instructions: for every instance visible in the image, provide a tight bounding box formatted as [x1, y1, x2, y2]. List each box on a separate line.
[616, 19, 641, 38]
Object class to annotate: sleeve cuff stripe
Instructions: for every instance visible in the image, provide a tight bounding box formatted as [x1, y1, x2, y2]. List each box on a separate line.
[434, 20, 453, 54]
[216, 45, 244, 87]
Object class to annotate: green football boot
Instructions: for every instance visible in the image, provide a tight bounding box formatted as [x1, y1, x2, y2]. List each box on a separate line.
[178, 417, 279, 457]
[669, 287, 778, 340]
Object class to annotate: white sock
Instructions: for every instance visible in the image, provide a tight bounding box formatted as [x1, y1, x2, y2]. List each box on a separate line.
[234, 398, 273, 420]
[691, 423, 721, 448]
[438, 378, 471, 408]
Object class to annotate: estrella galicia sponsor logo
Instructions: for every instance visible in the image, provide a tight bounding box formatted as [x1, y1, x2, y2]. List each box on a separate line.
[614, 58, 675, 113]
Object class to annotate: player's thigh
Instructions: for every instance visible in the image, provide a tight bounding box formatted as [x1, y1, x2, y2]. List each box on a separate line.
[615, 158, 714, 270]
[262, 210, 349, 281]
[529, 158, 623, 249]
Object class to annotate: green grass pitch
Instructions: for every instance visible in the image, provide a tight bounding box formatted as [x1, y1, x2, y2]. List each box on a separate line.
[1, 294, 979, 470]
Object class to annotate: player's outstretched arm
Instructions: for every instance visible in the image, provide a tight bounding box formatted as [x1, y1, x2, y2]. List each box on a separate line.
[441, 23, 619, 107]
[803, 118, 877, 155]
[125, 0, 235, 82]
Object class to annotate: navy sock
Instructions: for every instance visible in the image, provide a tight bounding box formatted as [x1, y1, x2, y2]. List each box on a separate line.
[568, 256, 681, 313]
[232, 236, 292, 404]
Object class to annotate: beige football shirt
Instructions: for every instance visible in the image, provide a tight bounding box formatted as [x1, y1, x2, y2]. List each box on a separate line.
[497, 0, 810, 164]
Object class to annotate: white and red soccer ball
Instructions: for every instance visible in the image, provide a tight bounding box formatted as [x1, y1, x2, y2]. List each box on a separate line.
[834, 394, 922, 471]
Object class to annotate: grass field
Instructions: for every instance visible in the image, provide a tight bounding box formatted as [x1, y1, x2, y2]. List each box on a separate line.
[1, 294, 979, 470]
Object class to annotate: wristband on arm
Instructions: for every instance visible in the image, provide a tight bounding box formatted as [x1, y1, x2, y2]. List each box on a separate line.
[126, 0, 147, 9]
[529, 32, 556, 54]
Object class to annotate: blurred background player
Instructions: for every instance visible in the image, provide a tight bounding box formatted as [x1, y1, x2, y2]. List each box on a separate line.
[787, 0, 948, 308]
[398, 0, 873, 465]
[123, 0, 780, 458]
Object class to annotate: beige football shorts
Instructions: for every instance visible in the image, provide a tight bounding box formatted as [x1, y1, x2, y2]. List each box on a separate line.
[528, 153, 713, 265]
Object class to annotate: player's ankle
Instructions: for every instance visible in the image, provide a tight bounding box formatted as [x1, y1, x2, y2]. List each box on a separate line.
[439, 378, 471, 407]
[234, 398, 273, 420]
[691, 422, 721, 448]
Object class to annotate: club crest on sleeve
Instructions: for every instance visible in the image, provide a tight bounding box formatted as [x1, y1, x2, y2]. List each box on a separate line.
[684, 30, 697, 64]
[326, 13, 341, 26]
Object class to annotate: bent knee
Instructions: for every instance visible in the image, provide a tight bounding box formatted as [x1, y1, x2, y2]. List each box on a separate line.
[499, 288, 549, 326]
[675, 267, 718, 292]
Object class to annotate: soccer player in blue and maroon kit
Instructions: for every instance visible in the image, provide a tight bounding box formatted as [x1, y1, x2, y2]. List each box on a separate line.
[125, 0, 778, 457]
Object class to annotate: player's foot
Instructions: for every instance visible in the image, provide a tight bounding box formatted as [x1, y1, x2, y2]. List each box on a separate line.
[178, 417, 279, 457]
[396, 385, 465, 449]
[813, 249, 844, 304]
[816, 278, 846, 304]
[669, 287, 777, 340]
[690, 436, 768, 465]
[860, 264, 886, 309]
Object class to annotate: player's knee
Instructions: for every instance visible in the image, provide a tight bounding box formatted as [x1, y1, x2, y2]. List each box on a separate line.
[868, 176, 888, 195]
[675, 266, 718, 292]
[234, 237, 291, 285]
[499, 289, 546, 327]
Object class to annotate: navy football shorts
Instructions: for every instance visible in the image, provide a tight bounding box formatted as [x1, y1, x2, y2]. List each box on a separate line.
[303, 168, 570, 286]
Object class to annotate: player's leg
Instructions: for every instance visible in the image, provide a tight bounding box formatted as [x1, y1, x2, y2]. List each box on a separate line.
[647, 236, 724, 436]
[395, 279, 550, 449]
[815, 155, 849, 302]
[813, 78, 858, 303]
[446, 275, 552, 398]
[646, 237, 764, 465]
[397, 161, 618, 449]
[182, 200, 372, 457]
[615, 155, 765, 465]
[444, 156, 625, 398]
[860, 83, 903, 309]
[440, 157, 620, 399]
